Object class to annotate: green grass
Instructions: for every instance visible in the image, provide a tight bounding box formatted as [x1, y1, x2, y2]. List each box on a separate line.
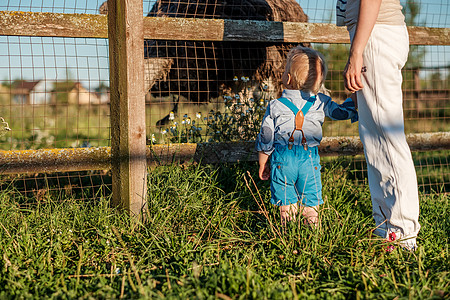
[0, 162, 449, 299]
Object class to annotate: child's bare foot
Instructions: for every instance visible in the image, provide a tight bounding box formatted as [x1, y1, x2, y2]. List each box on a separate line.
[299, 205, 319, 227]
[280, 203, 298, 225]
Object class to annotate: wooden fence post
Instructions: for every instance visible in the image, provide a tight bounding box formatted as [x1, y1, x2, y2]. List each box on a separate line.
[108, 0, 147, 216]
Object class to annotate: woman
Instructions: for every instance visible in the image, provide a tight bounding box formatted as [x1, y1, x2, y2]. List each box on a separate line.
[337, 0, 420, 250]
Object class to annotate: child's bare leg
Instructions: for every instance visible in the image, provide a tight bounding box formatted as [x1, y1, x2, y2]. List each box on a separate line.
[299, 205, 319, 227]
[280, 203, 298, 224]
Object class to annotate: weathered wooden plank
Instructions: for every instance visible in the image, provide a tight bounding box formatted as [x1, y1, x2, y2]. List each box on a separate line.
[108, 0, 147, 215]
[283, 22, 349, 43]
[1, 12, 449, 45]
[408, 26, 450, 45]
[143, 17, 224, 41]
[0, 11, 108, 38]
[1, 132, 448, 174]
[0, 147, 111, 174]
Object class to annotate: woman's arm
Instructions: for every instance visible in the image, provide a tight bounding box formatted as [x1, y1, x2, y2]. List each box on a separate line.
[343, 0, 382, 92]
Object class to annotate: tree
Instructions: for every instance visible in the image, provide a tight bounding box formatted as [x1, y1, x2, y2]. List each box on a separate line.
[314, 44, 350, 99]
[402, 0, 426, 90]
[429, 71, 443, 90]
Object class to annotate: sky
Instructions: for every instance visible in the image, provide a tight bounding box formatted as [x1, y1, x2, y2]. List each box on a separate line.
[0, 0, 449, 89]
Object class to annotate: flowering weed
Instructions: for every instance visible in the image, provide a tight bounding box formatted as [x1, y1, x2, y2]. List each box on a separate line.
[154, 77, 272, 144]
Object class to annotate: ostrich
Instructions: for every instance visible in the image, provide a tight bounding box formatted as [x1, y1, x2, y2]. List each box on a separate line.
[100, 0, 309, 125]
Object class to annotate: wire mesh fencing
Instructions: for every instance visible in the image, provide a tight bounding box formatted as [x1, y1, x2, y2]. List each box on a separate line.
[0, 0, 448, 201]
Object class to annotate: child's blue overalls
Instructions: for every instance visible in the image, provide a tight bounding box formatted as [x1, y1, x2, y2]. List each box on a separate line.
[270, 96, 323, 207]
[270, 144, 323, 207]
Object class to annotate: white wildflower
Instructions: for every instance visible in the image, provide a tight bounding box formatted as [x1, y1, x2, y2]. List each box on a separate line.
[186, 118, 191, 125]
[162, 130, 167, 135]
[151, 134, 156, 143]
[0, 117, 11, 137]
[196, 112, 202, 119]
[169, 112, 175, 121]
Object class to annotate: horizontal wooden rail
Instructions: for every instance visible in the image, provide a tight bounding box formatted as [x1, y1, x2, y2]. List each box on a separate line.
[0, 11, 449, 45]
[0, 132, 448, 175]
[0, 11, 108, 38]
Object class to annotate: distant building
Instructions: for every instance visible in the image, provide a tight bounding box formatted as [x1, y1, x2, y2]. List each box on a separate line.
[10, 80, 54, 104]
[31, 80, 54, 104]
[52, 81, 109, 105]
[8, 80, 109, 105]
[0, 83, 9, 101]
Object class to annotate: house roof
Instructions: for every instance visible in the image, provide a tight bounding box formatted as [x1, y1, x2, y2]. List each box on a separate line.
[11, 80, 41, 92]
[52, 81, 82, 92]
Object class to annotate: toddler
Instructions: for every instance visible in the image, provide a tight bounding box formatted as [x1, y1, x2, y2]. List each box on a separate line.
[256, 46, 358, 225]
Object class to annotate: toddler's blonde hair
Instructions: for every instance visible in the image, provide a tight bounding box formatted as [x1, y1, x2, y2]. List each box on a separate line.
[285, 46, 327, 95]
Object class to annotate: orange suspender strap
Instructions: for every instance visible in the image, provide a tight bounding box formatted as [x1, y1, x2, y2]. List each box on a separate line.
[278, 96, 316, 149]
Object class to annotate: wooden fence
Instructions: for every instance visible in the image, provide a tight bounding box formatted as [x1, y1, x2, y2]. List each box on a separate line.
[0, 4, 449, 215]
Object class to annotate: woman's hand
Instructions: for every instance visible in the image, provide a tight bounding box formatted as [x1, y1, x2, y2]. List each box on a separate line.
[343, 0, 382, 92]
[343, 52, 364, 92]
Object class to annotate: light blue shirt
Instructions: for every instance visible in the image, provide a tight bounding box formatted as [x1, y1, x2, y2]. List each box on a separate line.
[255, 89, 358, 155]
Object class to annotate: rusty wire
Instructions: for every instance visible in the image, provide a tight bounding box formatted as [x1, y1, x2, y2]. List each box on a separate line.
[0, 0, 448, 197]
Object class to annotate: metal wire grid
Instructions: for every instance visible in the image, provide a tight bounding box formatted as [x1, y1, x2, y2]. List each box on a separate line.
[0, 36, 110, 150]
[325, 149, 449, 195]
[0, 171, 111, 204]
[0, 33, 111, 200]
[0, 1, 448, 195]
[0, 0, 105, 14]
[1, 0, 449, 28]
[144, 40, 293, 143]
[298, 0, 450, 28]
[321, 42, 450, 194]
[139, 0, 450, 28]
